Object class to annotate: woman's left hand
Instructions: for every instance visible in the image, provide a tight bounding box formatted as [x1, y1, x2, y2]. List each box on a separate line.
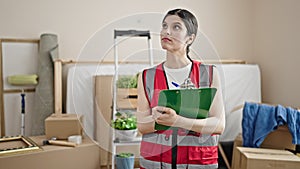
[152, 106, 179, 127]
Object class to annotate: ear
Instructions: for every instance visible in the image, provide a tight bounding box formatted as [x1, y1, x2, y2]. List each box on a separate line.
[186, 34, 196, 45]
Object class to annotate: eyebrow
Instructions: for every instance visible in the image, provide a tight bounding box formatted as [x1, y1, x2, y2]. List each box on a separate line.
[162, 21, 183, 25]
[173, 22, 183, 25]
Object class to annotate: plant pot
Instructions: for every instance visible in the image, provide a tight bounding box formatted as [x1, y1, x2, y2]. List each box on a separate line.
[115, 129, 137, 141]
[115, 153, 135, 169]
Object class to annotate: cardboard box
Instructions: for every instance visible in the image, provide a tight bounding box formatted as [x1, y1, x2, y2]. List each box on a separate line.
[45, 114, 83, 139]
[236, 147, 300, 169]
[260, 125, 295, 150]
[234, 126, 294, 150]
[232, 126, 295, 169]
[0, 135, 100, 169]
[117, 88, 137, 109]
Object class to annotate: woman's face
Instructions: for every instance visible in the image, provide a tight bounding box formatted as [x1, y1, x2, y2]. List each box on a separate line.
[160, 15, 191, 53]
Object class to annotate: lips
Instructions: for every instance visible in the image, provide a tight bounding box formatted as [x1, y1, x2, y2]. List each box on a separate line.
[161, 37, 172, 42]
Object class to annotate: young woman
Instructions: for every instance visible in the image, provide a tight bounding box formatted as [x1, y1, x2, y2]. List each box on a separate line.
[137, 9, 225, 169]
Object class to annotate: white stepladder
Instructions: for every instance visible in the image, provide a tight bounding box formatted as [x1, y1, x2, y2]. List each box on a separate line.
[111, 30, 153, 169]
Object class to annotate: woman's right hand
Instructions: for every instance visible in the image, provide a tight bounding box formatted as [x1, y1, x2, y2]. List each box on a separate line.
[152, 106, 179, 127]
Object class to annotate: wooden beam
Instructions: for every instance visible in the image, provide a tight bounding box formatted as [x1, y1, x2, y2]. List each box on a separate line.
[60, 59, 246, 65]
[0, 39, 4, 136]
[3, 88, 35, 94]
[0, 39, 39, 43]
[54, 60, 62, 114]
[218, 143, 231, 169]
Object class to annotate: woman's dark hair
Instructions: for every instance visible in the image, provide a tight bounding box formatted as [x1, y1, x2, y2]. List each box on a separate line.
[163, 9, 198, 57]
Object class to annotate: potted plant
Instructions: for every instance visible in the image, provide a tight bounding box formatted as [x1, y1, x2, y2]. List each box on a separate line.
[115, 152, 135, 169]
[112, 111, 137, 141]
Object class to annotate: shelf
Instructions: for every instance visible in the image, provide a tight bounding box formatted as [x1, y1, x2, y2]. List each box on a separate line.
[113, 136, 142, 146]
[111, 29, 153, 169]
[115, 108, 136, 112]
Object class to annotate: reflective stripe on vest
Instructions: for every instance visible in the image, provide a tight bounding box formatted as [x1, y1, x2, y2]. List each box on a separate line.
[141, 60, 218, 168]
[142, 131, 219, 147]
[140, 158, 218, 169]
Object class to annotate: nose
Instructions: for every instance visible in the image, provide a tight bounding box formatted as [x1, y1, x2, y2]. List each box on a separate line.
[165, 27, 171, 35]
[161, 28, 170, 36]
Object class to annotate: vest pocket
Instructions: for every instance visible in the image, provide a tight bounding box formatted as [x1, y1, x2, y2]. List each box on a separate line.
[188, 146, 202, 163]
[188, 146, 218, 165]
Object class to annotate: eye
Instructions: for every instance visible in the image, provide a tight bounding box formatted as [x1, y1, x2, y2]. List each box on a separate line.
[162, 23, 168, 29]
[173, 24, 182, 31]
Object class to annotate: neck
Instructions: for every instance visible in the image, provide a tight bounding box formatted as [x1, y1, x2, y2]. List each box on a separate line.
[165, 52, 191, 69]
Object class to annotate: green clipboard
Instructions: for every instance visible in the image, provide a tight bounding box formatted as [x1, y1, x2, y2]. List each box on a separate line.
[155, 87, 217, 130]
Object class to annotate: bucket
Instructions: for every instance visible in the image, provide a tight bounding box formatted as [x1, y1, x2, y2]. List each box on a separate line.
[115, 153, 135, 169]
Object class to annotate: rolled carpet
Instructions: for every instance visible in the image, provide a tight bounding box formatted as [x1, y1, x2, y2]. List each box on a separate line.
[31, 33, 58, 135]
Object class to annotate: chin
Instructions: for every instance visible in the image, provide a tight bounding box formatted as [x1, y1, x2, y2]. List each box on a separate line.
[161, 43, 171, 51]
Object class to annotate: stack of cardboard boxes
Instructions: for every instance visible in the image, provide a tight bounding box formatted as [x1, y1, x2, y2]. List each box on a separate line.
[231, 125, 300, 169]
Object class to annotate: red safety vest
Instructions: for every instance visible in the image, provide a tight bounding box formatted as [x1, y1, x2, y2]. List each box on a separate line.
[140, 60, 218, 169]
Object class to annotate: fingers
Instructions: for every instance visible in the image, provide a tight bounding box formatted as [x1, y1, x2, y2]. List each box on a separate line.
[152, 106, 179, 127]
[152, 112, 160, 121]
[152, 106, 175, 121]
[155, 106, 172, 114]
[152, 106, 164, 121]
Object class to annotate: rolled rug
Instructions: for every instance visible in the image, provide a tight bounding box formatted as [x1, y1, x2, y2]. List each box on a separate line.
[31, 33, 58, 135]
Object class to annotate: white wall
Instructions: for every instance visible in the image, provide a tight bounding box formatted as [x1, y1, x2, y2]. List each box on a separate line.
[0, 0, 253, 61]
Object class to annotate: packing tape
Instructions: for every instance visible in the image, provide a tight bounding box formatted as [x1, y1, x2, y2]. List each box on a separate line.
[68, 135, 82, 145]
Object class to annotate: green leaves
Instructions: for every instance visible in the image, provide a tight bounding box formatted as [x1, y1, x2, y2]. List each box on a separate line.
[116, 152, 134, 158]
[112, 112, 137, 130]
[117, 75, 138, 88]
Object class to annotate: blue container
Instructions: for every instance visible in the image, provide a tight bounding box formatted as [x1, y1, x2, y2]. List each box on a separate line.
[115, 153, 135, 169]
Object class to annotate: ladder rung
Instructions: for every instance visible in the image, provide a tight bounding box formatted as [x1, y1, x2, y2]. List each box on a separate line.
[114, 30, 150, 39]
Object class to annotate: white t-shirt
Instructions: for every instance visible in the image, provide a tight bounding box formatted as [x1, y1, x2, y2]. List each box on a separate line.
[163, 62, 192, 89]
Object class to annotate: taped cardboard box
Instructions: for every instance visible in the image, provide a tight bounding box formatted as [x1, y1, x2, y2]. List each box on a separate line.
[236, 147, 300, 169]
[0, 135, 100, 169]
[45, 114, 83, 139]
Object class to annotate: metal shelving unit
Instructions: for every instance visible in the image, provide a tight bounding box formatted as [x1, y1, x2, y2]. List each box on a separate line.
[111, 30, 153, 169]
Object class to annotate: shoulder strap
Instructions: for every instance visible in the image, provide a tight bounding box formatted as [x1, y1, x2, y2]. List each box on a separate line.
[142, 66, 156, 105]
[199, 64, 214, 88]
